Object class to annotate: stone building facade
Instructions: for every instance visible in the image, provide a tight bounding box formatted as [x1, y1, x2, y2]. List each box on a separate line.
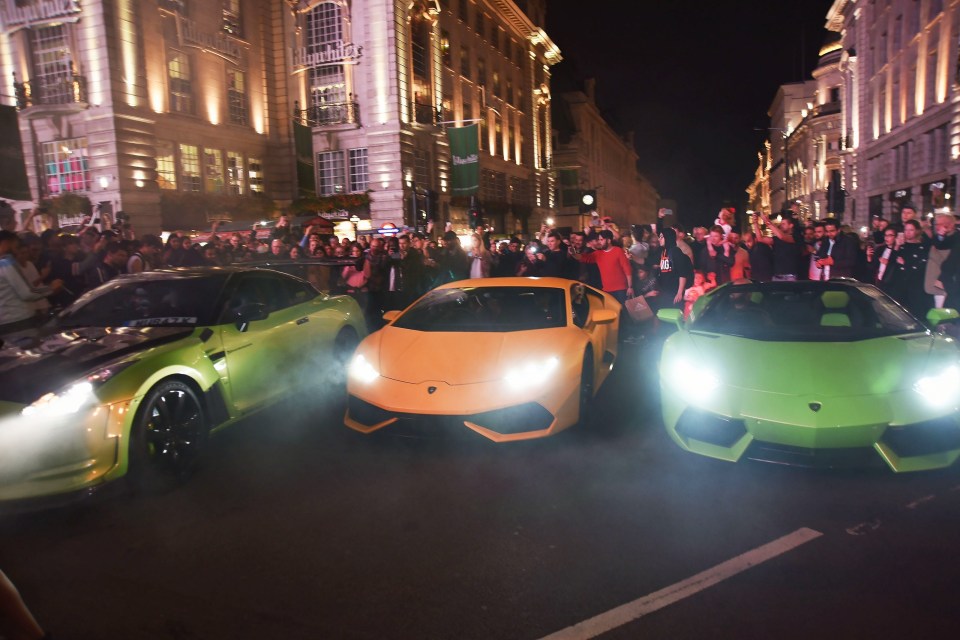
[827, 0, 960, 225]
[0, 0, 562, 235]
[551, 78, 659, 232]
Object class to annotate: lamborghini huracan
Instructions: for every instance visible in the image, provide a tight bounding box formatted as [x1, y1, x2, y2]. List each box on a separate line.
[0, 266, 365, 504]
[657, 279, 960, 472]
[344, 277, 620, 442]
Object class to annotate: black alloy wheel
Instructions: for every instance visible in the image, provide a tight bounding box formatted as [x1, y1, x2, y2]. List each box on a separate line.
[128, 379, 208, 493]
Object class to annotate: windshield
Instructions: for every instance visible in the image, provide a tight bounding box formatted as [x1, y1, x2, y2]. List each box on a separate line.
[688, 282, 924, 341]
[58, 274, 228, 328]
[393, 286, 567, 332]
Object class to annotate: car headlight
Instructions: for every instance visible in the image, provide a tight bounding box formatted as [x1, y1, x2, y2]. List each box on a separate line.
[914, 366, 960, 406]
[22, 361, 137, 418]
[349, 354, 380, 384]
[503, 357, 560, 389]
[665, 358, 720, 396]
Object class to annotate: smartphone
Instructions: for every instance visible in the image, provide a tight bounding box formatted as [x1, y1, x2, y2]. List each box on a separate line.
[662, 209, 674, 217]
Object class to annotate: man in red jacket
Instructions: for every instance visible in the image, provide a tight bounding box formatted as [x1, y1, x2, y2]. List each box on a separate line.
[572, 229, 633, 303]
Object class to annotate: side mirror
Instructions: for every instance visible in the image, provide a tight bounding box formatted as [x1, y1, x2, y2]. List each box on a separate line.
[592, 309, 618, 325]
[382, 310, 401, 323]
[657, 308, 684, 328]
[235, 303, 269, 332]
[927, 307, 959, 325]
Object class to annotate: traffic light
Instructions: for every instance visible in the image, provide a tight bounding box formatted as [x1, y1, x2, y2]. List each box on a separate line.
[469, 205, 480, 230]
[579, 190, 597, 214]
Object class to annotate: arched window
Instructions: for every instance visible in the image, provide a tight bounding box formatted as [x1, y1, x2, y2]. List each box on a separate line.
[306, 2, 345, 108]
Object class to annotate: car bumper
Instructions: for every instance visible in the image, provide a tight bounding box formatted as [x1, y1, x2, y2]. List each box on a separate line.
[344, 375, 579, 442]
[660, 386, 960, 472]
[0, 402, 128, 502]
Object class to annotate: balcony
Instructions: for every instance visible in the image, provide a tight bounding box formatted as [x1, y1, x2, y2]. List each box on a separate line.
[413, 101, 442, 125]
[14, 74, 88, 111]
[294, 101, 360, 127]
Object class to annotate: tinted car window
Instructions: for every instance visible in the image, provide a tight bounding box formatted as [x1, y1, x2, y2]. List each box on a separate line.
[393, 286, 567, 332]
[59, 275, 228, 328]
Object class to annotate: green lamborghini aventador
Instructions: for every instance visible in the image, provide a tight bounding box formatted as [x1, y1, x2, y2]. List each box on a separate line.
[0, 266, 366, 504]
[657, 279, 960, 472]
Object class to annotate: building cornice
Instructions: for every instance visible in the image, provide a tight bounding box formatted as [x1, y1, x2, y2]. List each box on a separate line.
[486, 0, 561, 65]
[825, 0, 850, 32]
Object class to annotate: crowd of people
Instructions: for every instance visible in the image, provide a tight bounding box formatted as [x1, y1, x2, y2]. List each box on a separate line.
[4, 201, 960, 342]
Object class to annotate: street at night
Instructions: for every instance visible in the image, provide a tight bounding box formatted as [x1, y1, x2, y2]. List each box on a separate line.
[2, 339, 959, 639]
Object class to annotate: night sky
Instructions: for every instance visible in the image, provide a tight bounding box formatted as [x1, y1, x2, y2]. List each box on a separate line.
[545, 0, 836, 227]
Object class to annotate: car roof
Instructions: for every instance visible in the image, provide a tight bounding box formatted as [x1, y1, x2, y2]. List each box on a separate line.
[435, 277, 584, 290]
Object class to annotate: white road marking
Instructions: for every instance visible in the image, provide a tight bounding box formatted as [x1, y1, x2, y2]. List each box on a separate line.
[537, 527, 823, 640]
[845, 518, 882, 536]
[905, 494, 936, 509]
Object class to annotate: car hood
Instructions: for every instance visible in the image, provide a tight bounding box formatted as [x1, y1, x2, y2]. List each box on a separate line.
[679, 331, 940, 396]
[371, 326, 571, 385]
[0, 326, 194, 404]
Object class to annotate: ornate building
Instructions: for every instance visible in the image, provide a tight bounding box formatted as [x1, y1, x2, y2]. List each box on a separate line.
[0, 0, 295, 232]
[0, 0, 562, 235]
[291, 0, 561, 235]
[552, 78, 658, 231]
[827, 0, 960, 225]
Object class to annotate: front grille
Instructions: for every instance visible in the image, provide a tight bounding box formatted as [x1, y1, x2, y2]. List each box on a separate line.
[468, 403, 555, 434]
[347, 395, 394, 426]
[675, 409, 747, 447]
[348, 396, 554, 438]
[744, 441, 882, 469]
[882, 417, 960, 458]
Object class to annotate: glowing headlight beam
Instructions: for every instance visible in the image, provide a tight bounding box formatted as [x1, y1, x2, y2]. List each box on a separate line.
[914, 366, 960, 406]
[669, 358, 720, 394]
[349, 354, 380, 384]
[22, 382, 95, 417]
[503, 357, 560, 389]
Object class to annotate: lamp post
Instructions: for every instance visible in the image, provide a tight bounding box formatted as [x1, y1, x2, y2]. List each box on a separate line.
[350, 214, 360, 240]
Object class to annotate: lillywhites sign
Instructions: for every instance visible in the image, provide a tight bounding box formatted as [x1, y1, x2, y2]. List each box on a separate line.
[181, 17, 242, 63]
[0, 0, 80, 31]
[447, 124, 480, 196]
[293, 41, 363, 70]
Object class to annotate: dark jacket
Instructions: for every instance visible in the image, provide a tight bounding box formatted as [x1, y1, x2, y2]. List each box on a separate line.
[816, 233, 858, 279]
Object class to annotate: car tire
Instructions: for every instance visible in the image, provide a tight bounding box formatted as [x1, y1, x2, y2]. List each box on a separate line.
[127, 379, 208, 494]
[577, 349, 595, 428]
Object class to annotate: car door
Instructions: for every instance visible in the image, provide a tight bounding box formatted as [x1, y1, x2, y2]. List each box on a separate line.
[219, 272, 313, 413]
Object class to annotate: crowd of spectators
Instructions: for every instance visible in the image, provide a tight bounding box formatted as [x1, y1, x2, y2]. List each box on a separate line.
[4, 200, 959, 342]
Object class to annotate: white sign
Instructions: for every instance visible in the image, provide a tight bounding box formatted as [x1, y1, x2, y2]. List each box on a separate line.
[293, 41, 363, 70]
[181, 17, 242, 63]
[0, 0, 80, 31]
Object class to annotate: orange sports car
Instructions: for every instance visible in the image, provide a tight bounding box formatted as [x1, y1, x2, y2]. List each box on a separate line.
[344, 277, 621, 442]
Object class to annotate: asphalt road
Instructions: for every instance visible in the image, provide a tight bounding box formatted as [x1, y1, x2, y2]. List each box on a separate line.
[2, 338, 960, 639]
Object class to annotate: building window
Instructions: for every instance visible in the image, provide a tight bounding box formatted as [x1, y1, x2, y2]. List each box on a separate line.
[411, 18, 430, 81]
[248, 157, 263, 193]
[204, 148, 224, 193]
[475, 11, 484, 37]
[493, 70, 501, 98]
[458, 0, 468, 21]
[317, 151, 345, 195]
[477, 58, 486, 87]
[168, 51, 193, 114]
[460, 45, 470, 79]
[222, 0, 242, 36]
[178, 144, 201, 192]
[41, 138, 88, 195]
[413, 148, 430, 187]
[226, 151, 244, 195]
[307, 2, 346, 107]
[30, 24, 75, 105]
[491, 27, 499, 50]
[441, 30, 452, 67]
[157, 141, 177, 190]
[462, 97, 472, 123]
[227, 68, 248, 125]
[349, 148, 369, 193]
[506, 76, 514, 105]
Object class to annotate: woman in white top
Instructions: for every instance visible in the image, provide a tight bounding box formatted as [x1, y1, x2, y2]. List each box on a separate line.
[468, 233, 492, 279]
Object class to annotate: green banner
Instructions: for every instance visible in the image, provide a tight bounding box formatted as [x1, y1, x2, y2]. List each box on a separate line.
[447, 123, 479, 196]
[0, 105, 30, 201]
[293, 120, 316, 198]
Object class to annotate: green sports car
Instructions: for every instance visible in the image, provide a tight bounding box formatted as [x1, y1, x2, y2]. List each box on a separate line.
[0, 266, 366, 505]
[657, 279, 960, 472]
